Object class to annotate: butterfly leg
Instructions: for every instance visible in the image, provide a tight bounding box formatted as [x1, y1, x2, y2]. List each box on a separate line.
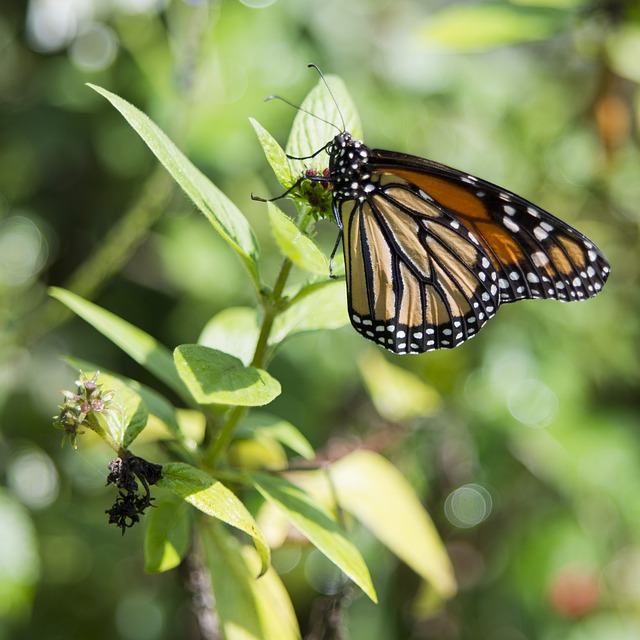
[251, 175, 309, 203]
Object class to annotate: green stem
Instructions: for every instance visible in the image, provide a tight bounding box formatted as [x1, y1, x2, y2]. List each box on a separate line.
[251, 259, 293, 368]
[205, 256, 294, 465]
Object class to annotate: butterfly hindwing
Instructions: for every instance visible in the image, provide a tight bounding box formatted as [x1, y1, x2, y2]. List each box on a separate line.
[339, 175, 501, 354]
[372, 149, 610, 306]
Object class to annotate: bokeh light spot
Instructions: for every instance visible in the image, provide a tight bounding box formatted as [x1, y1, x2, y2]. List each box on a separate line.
[0, 490, 40, 618]
[0, 216, 48, 287]
[445, 484, 492, 528]
[7, 447, 59, 509]
[70, 23, 118, 72]
[304, 549, 347, 595]
[26, 0, 80, 52]
[507, 379, 558, 428]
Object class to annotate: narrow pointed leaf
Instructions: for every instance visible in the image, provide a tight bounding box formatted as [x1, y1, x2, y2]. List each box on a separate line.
[160, 462, 270, 576]
[251, 472, 377, 602]
[268, 203, 329, 275]
[88, 84, 260, 288]
[286, 75, 362, 177]
[174, 344, 281, 407]
[250, 117, 293, 188]
[330, 450, 457, 599]
[50, 288, 190, 403]
[203, 521, 300, 640]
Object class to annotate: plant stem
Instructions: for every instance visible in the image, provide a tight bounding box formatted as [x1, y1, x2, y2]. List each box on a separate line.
[251, 258, 293, 368]
[205, 256, 294, 465]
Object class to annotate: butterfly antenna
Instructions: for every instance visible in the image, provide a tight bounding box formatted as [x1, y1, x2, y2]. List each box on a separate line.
[264, 95, 341, 133]
[308, 63, 346, 132]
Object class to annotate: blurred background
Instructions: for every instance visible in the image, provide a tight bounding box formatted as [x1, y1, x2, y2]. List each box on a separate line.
[1, 0, 639, 638]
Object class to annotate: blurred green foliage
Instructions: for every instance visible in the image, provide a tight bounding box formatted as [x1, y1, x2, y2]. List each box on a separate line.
[1, 0, 640, 638]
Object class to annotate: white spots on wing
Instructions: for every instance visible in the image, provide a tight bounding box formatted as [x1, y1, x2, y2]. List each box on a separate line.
[531, 251, 549, 267]
[503, 217, 520, 233]
[534, 226, 548, 241]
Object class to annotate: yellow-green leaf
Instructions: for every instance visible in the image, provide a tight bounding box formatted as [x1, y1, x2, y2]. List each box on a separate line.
[268, 203, 328, 276]
[330, 450, 457, 600]
[251, 472, 377, 603]
[358, 350, 442, 422]
[202, 521, 300, 640]
[160, 462, 270, 576]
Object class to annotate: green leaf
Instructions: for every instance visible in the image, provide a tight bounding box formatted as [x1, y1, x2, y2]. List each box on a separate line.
[160, 462, 270, 576]
[94, 373, 148, 448]
[199, 306, 259, 366]
[270, 280, 349, 345]
[50, 288, 190, 404]
[240, 412, 315, 460]
[88, 84, 261, 288]
[330, 450, 457, 599]
[250, 117, 293, 188]
[202, 521, 300, 640]
[286, 75, 362, 178]
[251, 472, 377, 603]
[144, 493, 192, 573]
[416, 4, 566, 52]
[174, 345, 281, 407]
[358, 350, 443, 422]
[268, 203, 329, 275]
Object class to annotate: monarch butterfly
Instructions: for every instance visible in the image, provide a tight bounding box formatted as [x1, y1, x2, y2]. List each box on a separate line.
[265, 67, 610, 355]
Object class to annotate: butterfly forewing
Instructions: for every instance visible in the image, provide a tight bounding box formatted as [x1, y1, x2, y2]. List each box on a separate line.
[373, 150, 610, 306]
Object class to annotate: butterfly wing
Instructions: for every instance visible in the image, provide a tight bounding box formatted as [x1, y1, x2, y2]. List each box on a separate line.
[371, 149, 611, 304]
[338, 179, 502, 354]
